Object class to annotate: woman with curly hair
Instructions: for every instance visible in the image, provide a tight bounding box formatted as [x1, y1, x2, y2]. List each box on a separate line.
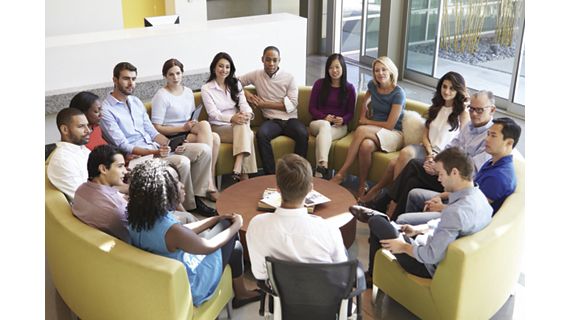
[359, 71, 469, 204]
[201, 52, 257, 182]
[127, 159, 261, 308]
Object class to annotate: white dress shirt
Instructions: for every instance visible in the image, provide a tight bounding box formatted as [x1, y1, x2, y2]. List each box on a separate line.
[246, 206, 348, 280]
[47, 142, 91, 201]
[239, 69, 298, 120]
[201, 80, 253, 126]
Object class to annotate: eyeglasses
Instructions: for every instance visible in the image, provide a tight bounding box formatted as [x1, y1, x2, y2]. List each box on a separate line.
[468, 105, 492, 114]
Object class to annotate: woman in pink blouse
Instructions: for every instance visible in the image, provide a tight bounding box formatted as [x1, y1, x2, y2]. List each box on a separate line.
[201, 52, 257, 182]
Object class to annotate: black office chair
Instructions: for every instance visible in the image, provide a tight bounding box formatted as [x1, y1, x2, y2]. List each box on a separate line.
[258, 257, 366, 320]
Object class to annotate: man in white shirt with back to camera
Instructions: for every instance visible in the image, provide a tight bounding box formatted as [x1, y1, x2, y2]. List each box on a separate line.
[246, 154, 347, 280]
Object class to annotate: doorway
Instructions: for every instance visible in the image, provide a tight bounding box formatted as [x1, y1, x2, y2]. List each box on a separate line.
[339, 0, 382, 65]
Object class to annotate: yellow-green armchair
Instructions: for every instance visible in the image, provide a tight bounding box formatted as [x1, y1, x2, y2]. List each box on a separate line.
[45, 172, 233, 320]
[372, 156, 525, 319]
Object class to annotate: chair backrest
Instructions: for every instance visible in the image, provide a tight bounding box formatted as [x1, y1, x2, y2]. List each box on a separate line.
[265, 257, 358, 320]
[430, 156, 525, 319]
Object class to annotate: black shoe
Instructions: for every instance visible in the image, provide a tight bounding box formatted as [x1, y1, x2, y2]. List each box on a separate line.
[365, 271, 372, 289]
[315, 165, 331, 180]
[348, 205, 379, 223]
[232, 289, 263, 309]
[192, 197, 217, 217]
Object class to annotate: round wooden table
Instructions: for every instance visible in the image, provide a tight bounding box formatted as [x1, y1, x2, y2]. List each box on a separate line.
[217, 175, 357, 259]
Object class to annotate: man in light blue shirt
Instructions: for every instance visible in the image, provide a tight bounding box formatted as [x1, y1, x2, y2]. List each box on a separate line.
[100, 62, 216, 216]
[351, 147, 492, 281]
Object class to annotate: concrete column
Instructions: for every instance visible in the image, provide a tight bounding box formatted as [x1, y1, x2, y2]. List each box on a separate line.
[379, 0, 406, 76]
[300, 1, 322, 55]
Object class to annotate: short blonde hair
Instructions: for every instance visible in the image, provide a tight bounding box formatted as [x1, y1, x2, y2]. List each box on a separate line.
[372, 56, 398, 86]
[276, 154, 312, 203]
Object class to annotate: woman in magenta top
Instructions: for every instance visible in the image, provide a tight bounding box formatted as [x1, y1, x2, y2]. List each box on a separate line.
[308, 53, 356, 179]
[69, 91, 106, 150]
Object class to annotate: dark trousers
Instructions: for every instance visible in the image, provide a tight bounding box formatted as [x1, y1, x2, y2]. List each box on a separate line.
[203, 220, 244, 278]
[256, 118, 308, 174]
[386, 159, 444, 219]
[367, 215, 431, 278]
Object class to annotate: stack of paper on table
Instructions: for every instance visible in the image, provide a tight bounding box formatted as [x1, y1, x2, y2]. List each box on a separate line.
[257, 188, 331, 213]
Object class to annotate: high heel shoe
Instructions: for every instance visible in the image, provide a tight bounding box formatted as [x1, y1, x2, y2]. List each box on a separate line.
[315, 165, 331, 180]
[231, 171, 241, 182]
[357, 185, 369, 200]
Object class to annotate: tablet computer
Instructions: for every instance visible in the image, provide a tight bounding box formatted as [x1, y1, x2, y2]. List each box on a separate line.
[168, 135, 186, 151]
[191, 104, 203, 121]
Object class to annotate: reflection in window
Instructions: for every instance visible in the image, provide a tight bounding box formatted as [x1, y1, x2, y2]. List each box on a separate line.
[406, 0, 525, 106]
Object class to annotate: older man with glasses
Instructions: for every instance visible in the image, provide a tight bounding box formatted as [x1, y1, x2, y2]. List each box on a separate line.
[362, 90, 497, 221]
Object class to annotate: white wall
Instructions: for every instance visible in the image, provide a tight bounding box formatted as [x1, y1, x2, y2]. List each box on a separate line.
[46, 13, 307, 94]
[46, 0, 123, 36]
[45, 13, 307, 144]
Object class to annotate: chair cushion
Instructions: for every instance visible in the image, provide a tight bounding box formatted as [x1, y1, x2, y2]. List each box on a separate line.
[402, 110, 425, 146]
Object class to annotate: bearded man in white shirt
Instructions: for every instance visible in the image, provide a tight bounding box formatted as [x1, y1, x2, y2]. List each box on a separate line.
[246, 154, 347, 280]
[47, 108, 92, 201]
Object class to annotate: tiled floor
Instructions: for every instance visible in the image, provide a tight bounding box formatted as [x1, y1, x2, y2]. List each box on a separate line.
[45, 55, 525, 320]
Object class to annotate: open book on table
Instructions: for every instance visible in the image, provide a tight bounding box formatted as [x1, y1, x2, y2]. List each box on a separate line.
[257, 188, 331, 213]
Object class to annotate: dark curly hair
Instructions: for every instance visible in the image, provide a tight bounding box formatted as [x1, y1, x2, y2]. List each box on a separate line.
[69, 91, 100, 115]
[127, 159, 180, 232]
[207, 52, 241, 108]
[425, 71, 468, 132]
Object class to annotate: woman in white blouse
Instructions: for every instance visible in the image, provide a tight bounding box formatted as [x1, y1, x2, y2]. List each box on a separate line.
[151, 58, 220, 201]
[202, 52, 257, 182]
[360, 71, 469, 204]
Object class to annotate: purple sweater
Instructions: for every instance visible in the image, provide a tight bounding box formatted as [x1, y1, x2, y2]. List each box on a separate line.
[309, 79, 356, 125]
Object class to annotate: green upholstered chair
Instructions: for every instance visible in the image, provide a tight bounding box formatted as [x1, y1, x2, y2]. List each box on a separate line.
[371, 155, 525, 320]
[144, 86, 430, 184]
[45, 169, 234, 320]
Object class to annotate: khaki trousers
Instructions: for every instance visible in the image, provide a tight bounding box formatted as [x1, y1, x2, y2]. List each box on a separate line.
[309, 120, 348, 164]
[166, 143, 211, 210]
[212, 124, 258, 174]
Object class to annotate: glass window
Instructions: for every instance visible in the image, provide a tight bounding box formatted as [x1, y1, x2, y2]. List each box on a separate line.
[405, 0, 525, 109]
[514, 43, 525, 105]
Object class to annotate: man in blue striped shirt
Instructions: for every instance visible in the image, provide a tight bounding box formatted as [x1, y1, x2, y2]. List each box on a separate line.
[100, 62, 216, 216]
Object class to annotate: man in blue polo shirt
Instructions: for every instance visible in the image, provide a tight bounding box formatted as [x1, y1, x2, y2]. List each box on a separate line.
[383, 117, 521, 225]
